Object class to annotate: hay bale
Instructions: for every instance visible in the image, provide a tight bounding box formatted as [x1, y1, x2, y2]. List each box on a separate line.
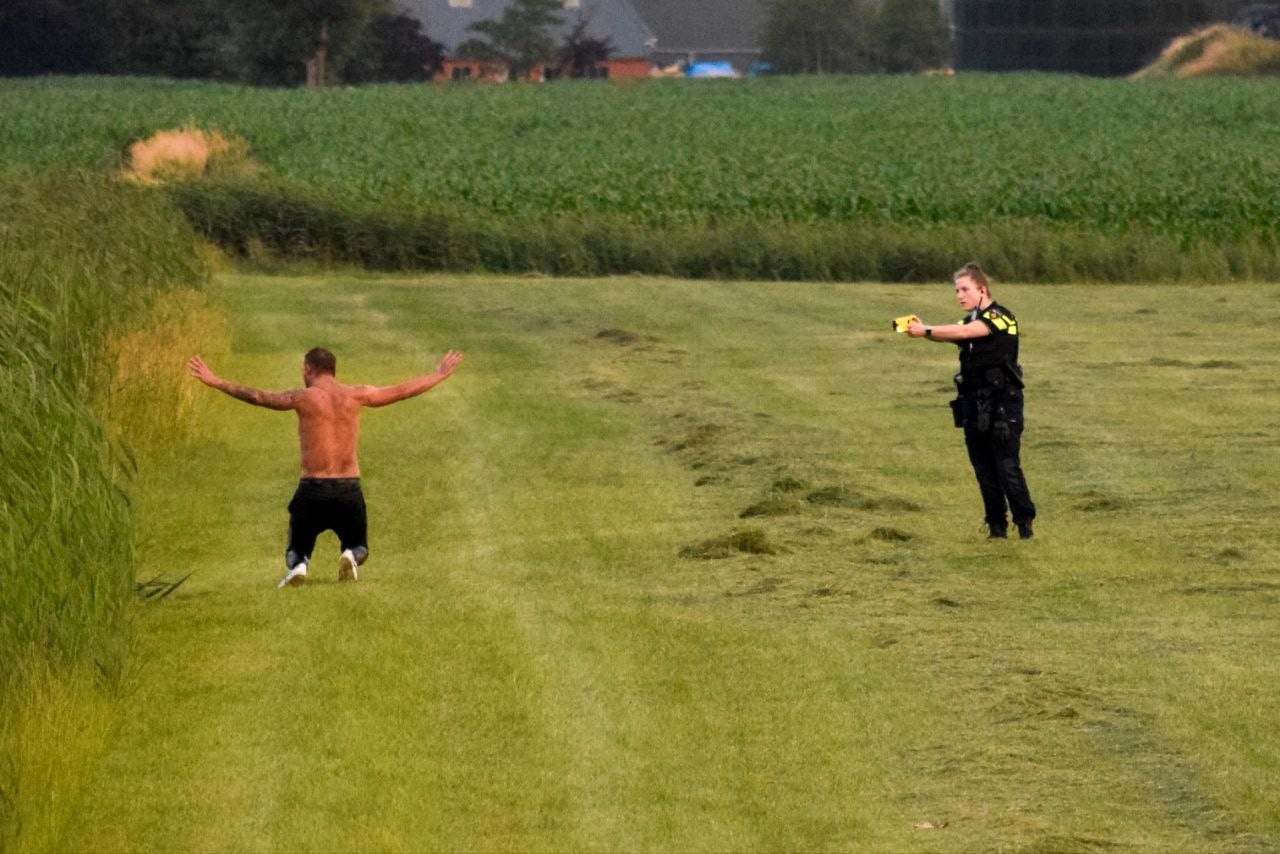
[1133, 24, 1280, 78]
[124, 128, 254, 184]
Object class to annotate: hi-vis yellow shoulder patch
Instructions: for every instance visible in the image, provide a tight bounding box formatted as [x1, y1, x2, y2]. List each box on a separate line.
[983, 307, 1018, 335]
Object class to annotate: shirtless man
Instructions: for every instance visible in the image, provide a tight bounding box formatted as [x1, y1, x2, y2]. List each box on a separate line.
[188, 347, 463, 588]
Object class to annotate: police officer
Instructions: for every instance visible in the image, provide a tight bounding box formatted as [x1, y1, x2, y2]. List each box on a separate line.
[907, 263, 1036, 539]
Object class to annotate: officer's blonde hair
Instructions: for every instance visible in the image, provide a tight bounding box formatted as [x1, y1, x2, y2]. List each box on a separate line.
[954, 262, 990, 293]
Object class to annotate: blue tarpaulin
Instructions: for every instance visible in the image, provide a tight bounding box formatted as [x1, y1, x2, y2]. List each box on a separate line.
[687, 61, 737, 78]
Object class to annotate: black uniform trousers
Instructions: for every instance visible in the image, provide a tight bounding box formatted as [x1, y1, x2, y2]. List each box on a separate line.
[961, 392, 1036, 530]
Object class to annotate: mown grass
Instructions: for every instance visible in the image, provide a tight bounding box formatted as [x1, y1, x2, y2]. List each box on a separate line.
[2, 76, 1279, 280]
[0, 173, 222, 852]
[58, 272, 1280, 851]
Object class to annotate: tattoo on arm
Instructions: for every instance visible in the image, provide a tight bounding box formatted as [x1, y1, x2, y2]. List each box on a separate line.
[217, 381, 300, 410]
[220, 382, 263, 404]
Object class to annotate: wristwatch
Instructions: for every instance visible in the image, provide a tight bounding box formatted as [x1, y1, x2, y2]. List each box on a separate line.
[925, 327, 933, 338]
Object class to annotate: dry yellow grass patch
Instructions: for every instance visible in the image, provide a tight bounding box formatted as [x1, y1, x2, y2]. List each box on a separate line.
[0, 661, 115, 854]
[123, 128, 252, 184]
[1134, 24, 1280, 78]
[96, 288, 231, 462]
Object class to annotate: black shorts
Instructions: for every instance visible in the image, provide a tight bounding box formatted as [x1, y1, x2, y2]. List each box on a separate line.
[286, 478, 368, 564]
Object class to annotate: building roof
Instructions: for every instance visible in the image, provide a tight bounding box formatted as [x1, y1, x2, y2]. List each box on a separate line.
[626, 0, 766, 55]
[398, 0, 769, 62]
[397, 0, 655, 57]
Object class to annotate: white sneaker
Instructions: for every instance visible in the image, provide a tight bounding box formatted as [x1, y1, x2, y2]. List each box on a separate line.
[278, 563, 308, 588]
[338, 550, 359, 582]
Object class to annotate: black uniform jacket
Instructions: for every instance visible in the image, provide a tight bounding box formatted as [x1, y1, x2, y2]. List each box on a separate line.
[957, 301, 1020, 392]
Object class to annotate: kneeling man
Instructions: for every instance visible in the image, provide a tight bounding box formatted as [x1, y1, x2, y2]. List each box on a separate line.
[189, 347, 462, 587]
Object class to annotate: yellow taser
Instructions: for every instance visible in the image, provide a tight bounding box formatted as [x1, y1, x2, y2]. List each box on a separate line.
[892, 314, 920, 334]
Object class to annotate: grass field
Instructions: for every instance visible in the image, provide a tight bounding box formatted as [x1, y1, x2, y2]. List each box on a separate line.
[4, 75, 1278, 238]
[56, 272, 1280, 852]
[3, 76, 1280, 281]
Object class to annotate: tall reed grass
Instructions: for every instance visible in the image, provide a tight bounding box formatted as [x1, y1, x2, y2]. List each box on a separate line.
[0, 171, 211, 851]
[0, 661, 116, 853]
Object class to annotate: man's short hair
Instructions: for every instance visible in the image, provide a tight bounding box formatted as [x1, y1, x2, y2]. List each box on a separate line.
[954, 262, 991, 292]
[304, 347, 336, 376]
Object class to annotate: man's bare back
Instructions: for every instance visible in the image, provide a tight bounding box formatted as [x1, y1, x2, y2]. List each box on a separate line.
[293, 379, 365, 477]
[188, 350, 462, 477]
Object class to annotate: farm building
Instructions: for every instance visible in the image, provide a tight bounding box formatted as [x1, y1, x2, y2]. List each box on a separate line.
[398, 0, 652, 80]
[952, 0, 1246, 75]
[398, 0, 766, 80]
[628, 0, 767, 73]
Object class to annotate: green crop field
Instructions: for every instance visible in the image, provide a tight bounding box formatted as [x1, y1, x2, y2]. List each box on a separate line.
[3, 75, 1279, 236]
[3, 76, 1280, 281]
[47, 271, 1280, 852]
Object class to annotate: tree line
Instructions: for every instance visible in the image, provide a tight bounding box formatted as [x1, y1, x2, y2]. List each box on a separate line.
[762, 0, 951, 75]
[3, 0, 954, 84]
[2, 0, 622, 84]
[1, 0, 442, 84]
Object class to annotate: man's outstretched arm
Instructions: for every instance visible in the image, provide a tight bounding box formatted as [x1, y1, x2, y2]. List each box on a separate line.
[188, 356, 302, 411]
[357, 350, 463, 408]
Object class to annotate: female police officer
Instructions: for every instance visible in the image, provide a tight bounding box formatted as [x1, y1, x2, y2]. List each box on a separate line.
[907, 263, 1036, 539]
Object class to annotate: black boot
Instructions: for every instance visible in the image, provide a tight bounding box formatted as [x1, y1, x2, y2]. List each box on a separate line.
[1016, 520, 1034, 540]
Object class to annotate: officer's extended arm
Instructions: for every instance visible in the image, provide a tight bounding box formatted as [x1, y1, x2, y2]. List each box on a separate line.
[906, 320, 990, 342]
